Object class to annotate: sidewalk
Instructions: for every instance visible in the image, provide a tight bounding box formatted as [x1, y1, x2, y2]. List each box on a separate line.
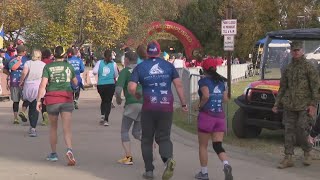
[0, 89, 319, 180]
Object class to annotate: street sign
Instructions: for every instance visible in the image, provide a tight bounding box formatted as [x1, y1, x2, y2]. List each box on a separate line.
[221, 19, 237, 35]
[224, 35, 234, 51]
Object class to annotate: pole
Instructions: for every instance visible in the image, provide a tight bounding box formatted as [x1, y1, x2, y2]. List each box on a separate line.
[226, 6, 233, 98]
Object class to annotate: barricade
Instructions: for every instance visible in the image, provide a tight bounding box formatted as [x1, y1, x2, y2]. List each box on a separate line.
[313, 137, 320, 151]
[0, 72, 10, 101]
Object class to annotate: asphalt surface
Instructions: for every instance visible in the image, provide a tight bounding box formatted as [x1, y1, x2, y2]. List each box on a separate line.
[0, 89, 319, 180]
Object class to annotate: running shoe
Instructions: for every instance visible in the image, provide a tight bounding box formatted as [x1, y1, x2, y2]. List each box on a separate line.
[41, 112, 49, 126]
[18, 111, 28, 122]
[46, 153, 58, 162]
[223, 164, 233, 180]
[195, 171, 209, 180]
[13, 118, 19, 124]
[29, 128, 37, 137]
[162, 158, 176, 180]
[99, 116, 104, 125]
[142, 171, 154, 180]
[104, 121, 109, 126]
[66, 149, 76, 166]
[118, 156, 133, 165]
[74, 100, 79, 110]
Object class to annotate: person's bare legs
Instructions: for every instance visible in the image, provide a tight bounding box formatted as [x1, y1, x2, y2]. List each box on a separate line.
[198, 132, 211, 167]
[61, 111, 76, 166]
[195, 131, 211, 179]
[122, 142, 131, 157]
[49, 114, 59, 153]
[61, 112, 73, 149]
[212, 132, 233, 180]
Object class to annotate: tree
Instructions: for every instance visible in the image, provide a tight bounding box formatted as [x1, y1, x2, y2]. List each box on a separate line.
[177, 0, 224, 56]
[66, 0, 129, 47]
[225, 0, 281, 58]
[111, 0, 182, 46]
[0, 0, 41, 44]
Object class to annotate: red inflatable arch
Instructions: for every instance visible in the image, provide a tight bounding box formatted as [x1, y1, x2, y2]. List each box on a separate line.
[146, 21, 203, 60]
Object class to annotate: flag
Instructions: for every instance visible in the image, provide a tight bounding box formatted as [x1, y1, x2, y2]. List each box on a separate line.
[0, 24, 4, 49]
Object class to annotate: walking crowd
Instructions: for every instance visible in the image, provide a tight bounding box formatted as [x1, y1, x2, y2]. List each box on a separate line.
[1, 39, 320, 180]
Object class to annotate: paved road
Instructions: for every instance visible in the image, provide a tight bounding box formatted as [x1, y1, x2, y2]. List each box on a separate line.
[0, 89, 319, 180]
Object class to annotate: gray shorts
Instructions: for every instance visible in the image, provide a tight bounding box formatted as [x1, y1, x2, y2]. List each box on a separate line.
[10, 86, 22, 102]
[46, 103, 74, 115]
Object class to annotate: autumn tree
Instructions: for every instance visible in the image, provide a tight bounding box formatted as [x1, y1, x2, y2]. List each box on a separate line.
[25, 0, 74, 48]
[66, 0, 129, 47]
[111, 0, 182, 46]
[0, 0, 41, 44]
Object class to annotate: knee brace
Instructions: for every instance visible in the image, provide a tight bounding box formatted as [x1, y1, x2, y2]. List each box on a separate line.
[212, 142, 225, 155]
[13, 102, 19, 112]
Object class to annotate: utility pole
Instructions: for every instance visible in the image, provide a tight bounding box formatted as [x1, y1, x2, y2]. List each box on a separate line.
[226, 6, 233, 98]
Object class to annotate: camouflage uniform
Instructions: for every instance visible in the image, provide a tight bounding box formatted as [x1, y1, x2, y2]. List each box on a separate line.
[275, 55, 319, 156]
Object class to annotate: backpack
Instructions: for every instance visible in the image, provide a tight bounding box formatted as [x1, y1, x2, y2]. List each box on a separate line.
[8, 56, 22, 71]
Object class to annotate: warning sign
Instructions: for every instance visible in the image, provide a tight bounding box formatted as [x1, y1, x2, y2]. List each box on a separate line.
[224, 35, 234, 51]
[221, 19, 237, 35]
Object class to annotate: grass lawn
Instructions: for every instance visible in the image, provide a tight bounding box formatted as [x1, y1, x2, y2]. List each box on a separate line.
[173, 76, 286, 155]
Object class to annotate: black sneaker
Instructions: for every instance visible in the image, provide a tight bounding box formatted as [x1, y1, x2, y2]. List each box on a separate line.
[142, 171, 154, 179]
[223, 164, 233, 180]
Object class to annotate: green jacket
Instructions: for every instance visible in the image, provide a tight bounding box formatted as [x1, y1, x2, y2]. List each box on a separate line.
[274, 56, 320, 111]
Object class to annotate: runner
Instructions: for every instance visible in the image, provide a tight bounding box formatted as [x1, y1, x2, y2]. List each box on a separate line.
[19, 49, 46, 137]
[67, 48, 85, 109]
[136, 44, 148, 64]
[115, 51, 142, 165]
[36, 46, 78, 166]
[39, 48, 54, 126]
[194, 58, 233, 180]
[128, 40, 188, 180]
[93, 49, 119, 126]
[3, 45, 30, 124]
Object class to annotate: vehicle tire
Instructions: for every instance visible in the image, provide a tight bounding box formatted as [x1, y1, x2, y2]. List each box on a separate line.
[232, 108, 262, 138]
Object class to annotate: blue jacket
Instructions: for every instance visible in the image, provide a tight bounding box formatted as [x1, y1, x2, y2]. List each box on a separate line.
[68, 56, 85, 90]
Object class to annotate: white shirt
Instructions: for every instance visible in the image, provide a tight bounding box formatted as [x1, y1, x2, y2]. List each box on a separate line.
[173, 59, 185, 68]
[24, 60, 46, 81]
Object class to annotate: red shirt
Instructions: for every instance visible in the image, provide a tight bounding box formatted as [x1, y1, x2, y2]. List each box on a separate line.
[42, 58, 53, 65]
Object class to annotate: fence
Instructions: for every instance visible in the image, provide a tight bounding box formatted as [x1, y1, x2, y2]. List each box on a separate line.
[314, 137, 320, 151]
[172, 63, 250, 125]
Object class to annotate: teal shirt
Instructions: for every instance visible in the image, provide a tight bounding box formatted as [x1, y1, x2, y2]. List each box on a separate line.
[97, 60, 117, 85]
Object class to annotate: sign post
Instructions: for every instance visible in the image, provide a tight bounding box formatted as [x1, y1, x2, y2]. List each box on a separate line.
[222, 8, 236, 99]
[223, 6, 236, 135]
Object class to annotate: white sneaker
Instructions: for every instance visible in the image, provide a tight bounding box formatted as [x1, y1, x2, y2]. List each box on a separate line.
[103, 121, 109, 126]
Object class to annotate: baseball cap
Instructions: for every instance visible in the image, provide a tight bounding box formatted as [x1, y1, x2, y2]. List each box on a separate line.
[16, 45, 27, 54]
[147, 40, 161, 57]
[290, 41, 303, 50]
[202, 58, 218, 71]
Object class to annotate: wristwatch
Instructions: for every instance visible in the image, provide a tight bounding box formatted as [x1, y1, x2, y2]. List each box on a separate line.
[182, 104, 187, 108]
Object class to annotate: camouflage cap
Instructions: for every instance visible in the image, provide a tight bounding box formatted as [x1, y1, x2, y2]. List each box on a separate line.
[290, 41, 303, 50]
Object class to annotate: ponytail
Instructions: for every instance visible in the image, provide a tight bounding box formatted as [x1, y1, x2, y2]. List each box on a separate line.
[205, 67, 227, 82]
